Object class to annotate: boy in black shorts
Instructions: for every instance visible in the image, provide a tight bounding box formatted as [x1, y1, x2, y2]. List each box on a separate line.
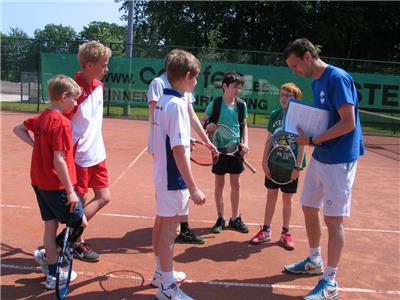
[250, 82, 306, 250]
[13, 75, 87, 289]
[201, 71, 250, 234]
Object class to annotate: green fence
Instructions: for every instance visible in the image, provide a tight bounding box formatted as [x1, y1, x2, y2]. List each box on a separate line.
[40, 52, 400, 121]
[1, 38, 399, 134]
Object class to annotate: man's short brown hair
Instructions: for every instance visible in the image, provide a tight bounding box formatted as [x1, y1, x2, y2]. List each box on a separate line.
[283, 38, 319, 60]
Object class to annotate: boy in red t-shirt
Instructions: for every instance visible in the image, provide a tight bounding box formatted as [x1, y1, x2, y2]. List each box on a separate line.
[13, 75, 88, 290]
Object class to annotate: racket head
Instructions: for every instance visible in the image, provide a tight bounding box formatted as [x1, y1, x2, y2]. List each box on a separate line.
[267, 130, 297, 185]
[190, 139, 216, 166]
[56, 227, 73, 300]
[210, 124, 240, 155]
[99, 270, 145, 292]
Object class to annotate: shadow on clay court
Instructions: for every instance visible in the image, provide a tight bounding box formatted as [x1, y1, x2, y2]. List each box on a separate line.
[174, 239, 276, 263]
[84, 227, 153, 255]
[62, 269, 154, 300]
[182, 275, 304, 300]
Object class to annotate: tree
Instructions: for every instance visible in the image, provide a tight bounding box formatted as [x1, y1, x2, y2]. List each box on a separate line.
[34, 24, 77, 53]
[117, 1, 400, 64]
[79, 21, 127, 56]
[1, 27, 35, 81]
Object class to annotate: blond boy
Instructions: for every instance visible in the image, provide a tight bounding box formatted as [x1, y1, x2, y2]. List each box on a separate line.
[14, 75, 87, 289]
[67, 41, 112, 261]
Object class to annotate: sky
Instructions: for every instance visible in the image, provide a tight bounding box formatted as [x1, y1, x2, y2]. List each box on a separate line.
[1, 0, 127, 37]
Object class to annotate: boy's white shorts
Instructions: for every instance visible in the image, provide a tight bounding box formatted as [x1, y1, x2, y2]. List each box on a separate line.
[300, 157, 357, 217]
[156, 189, 190, 217]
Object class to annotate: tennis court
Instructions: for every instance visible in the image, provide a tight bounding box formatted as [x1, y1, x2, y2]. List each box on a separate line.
[1, 111, 399, 299]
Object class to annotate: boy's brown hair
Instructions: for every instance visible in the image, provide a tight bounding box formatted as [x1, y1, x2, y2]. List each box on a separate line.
[77, 41, 112, 67]
[166, 49, 201, 83]
[48, 75, 81, 101]
[280, 82, 303, 99]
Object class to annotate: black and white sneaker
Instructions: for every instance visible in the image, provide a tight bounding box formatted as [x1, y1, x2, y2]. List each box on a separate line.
[72, 242, 100, 262]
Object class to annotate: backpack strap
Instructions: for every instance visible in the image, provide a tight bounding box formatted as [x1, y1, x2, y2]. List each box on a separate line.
[236, 98, 245, 141]
[203, 96, 222, 129]
[209, 96, 223, 124]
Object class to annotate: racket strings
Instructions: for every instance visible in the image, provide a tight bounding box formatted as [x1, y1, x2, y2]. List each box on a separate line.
[211, 125, 240, 155]
[190, 141, 216, 166]
[268, 133, 297, 185]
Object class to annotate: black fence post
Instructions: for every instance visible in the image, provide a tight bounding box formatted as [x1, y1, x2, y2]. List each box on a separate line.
[36, 44, 40, 112]
[107, 88, 111, 116]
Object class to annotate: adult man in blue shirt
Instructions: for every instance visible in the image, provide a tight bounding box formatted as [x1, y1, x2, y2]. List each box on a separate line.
[283, 38, 364, 300]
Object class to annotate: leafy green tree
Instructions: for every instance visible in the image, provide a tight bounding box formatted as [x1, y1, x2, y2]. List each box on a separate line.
[79, 21, 127, 55]
[34, 24, 77, 53]
[117, 1, 400, 63]
[1, 28, 35, 81]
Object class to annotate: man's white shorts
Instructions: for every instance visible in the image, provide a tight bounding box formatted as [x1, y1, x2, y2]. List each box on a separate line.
[300, 157, 357, 217]
[156, 189, 190, 217]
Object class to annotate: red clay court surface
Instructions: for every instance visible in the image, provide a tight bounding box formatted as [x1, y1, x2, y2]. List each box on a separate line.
[1, 111, 399, 299]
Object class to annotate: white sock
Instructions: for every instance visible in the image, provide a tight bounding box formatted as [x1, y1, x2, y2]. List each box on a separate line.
[161, 271, 174, 288]
[155, 256, 161, 273]
[323, 266, 338, 285]
[309, 247, 322, 264]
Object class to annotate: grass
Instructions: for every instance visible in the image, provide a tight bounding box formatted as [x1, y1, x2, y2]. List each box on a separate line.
[1, 101, 398, 135]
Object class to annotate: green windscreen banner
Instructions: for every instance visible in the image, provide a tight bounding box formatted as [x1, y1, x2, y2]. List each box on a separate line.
[40, 52, 399, 116]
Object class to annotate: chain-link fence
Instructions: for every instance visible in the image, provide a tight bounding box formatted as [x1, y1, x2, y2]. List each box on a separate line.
[1, 37, 399, 135]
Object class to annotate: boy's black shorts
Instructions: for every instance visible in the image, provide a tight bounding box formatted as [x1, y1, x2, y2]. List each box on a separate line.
[212, 153, 244, 175]
[32, 185, 84, 227]
[264, 177, 298, 194]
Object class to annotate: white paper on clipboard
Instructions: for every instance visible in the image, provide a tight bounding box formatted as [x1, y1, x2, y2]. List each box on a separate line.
[283, 100, 329, 137]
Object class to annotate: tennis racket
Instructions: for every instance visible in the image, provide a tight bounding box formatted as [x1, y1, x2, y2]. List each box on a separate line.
[267, 130, 297, 185]
[208, 124, 257, 174]
[190, 139, 218, 166]
[55, 224, 83, 300]
[55, 226, 73, 300]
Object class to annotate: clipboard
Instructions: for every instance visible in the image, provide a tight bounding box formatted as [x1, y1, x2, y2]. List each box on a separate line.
[283, 99, 329, 137]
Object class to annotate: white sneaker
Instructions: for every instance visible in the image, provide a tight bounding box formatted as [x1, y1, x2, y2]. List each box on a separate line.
[34, 249, 49, 275]
[45, 270, 77, 290]
[156, 283, 193, 300]
[151, 270, 186, 287]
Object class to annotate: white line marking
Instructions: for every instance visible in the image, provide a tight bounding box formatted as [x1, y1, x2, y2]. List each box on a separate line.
[0, 204, 32, 209]
[1, 264, 399, 296]
[203, 280, 400, 295]
[110, 147, 148, 187]
[1, 203, 399, 234]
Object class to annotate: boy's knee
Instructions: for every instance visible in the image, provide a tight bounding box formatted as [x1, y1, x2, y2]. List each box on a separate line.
[100, 194, 111, 206]
[231, 182, 240, 191]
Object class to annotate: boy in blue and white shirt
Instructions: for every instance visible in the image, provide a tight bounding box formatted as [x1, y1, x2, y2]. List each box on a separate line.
[152, 49, 206, 300]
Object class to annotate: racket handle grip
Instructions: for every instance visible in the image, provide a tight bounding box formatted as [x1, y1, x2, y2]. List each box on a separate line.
[243, 159, 257, 174]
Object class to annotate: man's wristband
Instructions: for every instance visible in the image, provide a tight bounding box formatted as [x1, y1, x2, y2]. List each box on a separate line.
[294, 166, 303, 171]
[309, 136, 314, 146]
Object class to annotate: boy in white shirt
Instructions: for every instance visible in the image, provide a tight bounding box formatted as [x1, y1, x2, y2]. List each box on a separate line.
[152, 49, 206, 300]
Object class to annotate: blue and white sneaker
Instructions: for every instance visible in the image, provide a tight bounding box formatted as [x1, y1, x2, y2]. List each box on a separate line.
[284, 257, 324, 275]
[304, 278, 339, 300]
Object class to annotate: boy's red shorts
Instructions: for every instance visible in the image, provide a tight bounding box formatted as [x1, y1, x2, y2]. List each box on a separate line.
[75, 160, 109, 195]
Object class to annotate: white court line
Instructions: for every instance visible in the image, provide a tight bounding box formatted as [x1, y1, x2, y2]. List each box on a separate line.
[1, 204, 399, 234]
[110, 147, 148, 187]
[1, 263, 399, 296]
